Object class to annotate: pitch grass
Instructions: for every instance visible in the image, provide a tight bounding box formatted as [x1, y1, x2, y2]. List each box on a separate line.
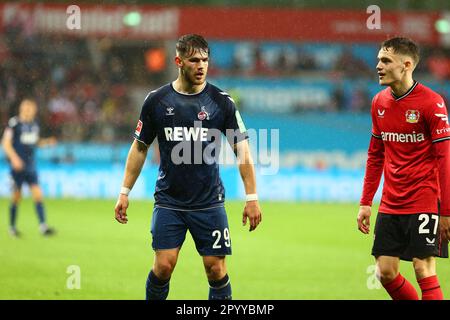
[0, 198, 449, 300]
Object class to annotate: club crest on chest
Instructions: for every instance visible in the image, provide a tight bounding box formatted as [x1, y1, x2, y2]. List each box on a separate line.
[198, 106, 209, 121]
[405, 110, 420, 123]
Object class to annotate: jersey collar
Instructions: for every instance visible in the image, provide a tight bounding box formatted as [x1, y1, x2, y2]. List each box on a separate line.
[390, 80, 418, 101]
[171, 81, 208, 96]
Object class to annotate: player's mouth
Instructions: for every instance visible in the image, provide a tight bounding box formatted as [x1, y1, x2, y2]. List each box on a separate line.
[378, 72, 386, 80]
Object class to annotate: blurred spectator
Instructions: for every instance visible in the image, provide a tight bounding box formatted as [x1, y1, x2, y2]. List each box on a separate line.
[276, 47, 298, 76]
[230, 44, 248, 75]
[427, 49, 450, 81]
[331, 80, 346, 112]
[349, 85, 371, 113]
[47, 90, 78, 140]
[251, 43, 271, 76]
[333, 48, 371, 78]
[296, 48, 316, 71]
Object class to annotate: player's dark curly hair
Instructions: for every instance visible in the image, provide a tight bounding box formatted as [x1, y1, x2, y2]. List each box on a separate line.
[381, 37, 420, 66]
[176, 34, 210, 58]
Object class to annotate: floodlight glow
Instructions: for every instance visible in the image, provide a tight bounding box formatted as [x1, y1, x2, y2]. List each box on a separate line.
[123, 12, 141, 27]
[435, 19, 450, 34]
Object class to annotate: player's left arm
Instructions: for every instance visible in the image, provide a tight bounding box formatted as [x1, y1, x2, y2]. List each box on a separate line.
[433, 140, 450, 240]
[427, 96, 450, 240]
[233, 139, 262, 232]
[222, 91, 262, 231]
[38, 136, 57, 147]
[2, 127, 24, 171]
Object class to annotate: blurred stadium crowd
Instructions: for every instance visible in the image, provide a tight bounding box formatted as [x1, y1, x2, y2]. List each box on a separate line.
[1, 10, 450, 144]
[0, 22, 135, 142]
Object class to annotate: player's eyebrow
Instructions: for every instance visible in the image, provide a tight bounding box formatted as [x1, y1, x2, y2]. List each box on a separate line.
[188, 56, 209, 62]
[377, 56, 392, 62]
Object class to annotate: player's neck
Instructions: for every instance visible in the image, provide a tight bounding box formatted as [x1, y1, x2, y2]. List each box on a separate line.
[390, 77, 415, 98]
[172, 78, 206, 95]
[19, 115, 32, 123]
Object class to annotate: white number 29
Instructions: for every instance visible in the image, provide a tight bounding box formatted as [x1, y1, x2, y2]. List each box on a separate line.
[418, 214, 439, 235]
[212, 228, 231, 249]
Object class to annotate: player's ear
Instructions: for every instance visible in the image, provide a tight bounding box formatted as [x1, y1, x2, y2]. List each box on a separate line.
[174, 55, 183, 68]
[403, 59, 413, 72]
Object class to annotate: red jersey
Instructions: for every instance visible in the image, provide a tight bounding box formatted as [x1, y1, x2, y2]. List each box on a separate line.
[360, 81, 450, 216]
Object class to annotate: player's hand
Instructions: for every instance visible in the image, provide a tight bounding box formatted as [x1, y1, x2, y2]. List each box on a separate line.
[114, 194, 129, 224]
[46, 137, 57, 146]
[357, 205, 371, 234]
[11, 157, 24, 172]
[242, 200, 262, 232]
[439, 216, 450, 241]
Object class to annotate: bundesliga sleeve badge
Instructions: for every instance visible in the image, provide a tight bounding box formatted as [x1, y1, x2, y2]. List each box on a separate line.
[405, 110, 420, 123]
[135, 120, 143, 136]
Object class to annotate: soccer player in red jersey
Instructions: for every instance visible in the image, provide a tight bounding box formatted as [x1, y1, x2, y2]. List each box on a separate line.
[357, 37, 450, 300]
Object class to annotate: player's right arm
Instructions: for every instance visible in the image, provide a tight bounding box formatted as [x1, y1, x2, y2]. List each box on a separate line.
[1, 125, 24, 171]
[115, 140, 149, 224]
[115, 92, 157, 224]
[357, 96, 385, 234]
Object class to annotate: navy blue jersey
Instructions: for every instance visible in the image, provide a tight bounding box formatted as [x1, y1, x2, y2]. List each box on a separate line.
[134, 82, 248, 210]
[4, 117, 39, 169]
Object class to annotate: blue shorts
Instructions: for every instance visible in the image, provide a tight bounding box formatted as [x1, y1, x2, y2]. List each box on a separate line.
[151, 206, 232, 256]
[10, 169, 38, 190]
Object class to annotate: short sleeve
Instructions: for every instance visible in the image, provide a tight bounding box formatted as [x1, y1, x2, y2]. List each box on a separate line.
[221, 93, 248, 146]
[425, 95, 450, 143]
[3, 117, 17, 140]
[133, 93, 157, 146]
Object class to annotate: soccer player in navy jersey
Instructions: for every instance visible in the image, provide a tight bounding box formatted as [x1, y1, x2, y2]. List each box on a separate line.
[2, 98, 57, 237]
[357, 37, 450, 300]
[114, 34, 262, 300]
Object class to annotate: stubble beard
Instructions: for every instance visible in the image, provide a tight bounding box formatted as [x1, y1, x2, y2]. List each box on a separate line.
[182, 68, 205, 86]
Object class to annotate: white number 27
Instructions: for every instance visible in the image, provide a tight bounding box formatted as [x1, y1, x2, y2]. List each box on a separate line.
[418, 214, 439, 235]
